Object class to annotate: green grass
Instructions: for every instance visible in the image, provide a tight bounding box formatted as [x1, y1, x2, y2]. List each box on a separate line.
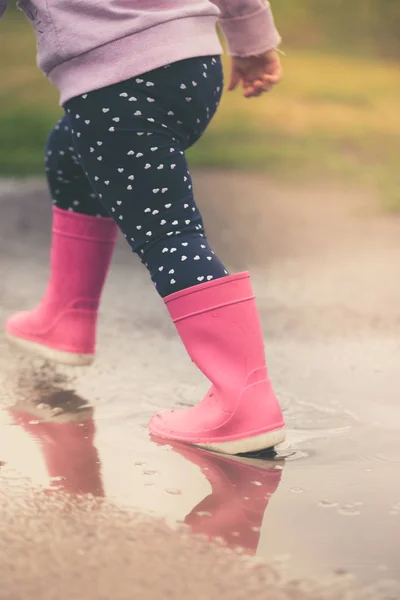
[1, 12, 400, 208]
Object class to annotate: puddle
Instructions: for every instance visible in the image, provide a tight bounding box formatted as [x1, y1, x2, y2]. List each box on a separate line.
[0, 372, 399, 587]
[1, 177, 400, 596]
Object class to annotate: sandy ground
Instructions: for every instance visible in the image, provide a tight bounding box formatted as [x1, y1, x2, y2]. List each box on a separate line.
[0, 173, 399, 599]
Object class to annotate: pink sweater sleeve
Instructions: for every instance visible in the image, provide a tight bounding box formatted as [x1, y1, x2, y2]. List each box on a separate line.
[211, 0, 281, 57]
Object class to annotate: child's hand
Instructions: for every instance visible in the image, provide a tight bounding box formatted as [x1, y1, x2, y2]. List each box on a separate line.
[228, 49, 282, 98]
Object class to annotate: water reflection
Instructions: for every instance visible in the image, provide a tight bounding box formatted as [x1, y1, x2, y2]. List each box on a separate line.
[153, 439, 284, 554]
[7, 392, 104, 497]
[4, 391, 284, 556]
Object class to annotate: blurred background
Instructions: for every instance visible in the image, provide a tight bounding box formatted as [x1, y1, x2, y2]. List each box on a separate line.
[1, 1, 399, 208]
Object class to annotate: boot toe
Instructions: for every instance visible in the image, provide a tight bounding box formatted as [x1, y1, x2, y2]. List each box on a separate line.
[5, 311, 32, 337]
[149, 397, 231, 441]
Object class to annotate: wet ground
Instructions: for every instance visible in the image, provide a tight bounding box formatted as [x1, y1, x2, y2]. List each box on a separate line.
[0, 174, 399, 599]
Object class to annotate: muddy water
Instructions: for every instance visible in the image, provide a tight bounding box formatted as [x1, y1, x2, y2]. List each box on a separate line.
[0, 176, 399, 597]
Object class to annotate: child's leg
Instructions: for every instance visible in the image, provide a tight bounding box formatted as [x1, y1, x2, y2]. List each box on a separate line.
[64, 57, 228, 297]
[65, 57, 285, 453]
[4, 117, 118, 365]
[45, 115, 109, 217]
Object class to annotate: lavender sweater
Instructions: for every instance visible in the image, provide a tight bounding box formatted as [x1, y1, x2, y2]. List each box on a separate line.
[1, 1, 280, 105]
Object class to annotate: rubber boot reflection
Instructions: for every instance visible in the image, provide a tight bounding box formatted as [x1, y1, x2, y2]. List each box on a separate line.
[167, 442, 284, 554]
[9, 390, 104, 497]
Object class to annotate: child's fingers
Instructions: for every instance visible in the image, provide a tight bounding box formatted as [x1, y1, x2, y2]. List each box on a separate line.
[244, 78, 271, 95]
[228, 68, 241, 92]
[243, 84, 263, 98]
[253, 79, 265, 89]
[263, 69, 282, 85]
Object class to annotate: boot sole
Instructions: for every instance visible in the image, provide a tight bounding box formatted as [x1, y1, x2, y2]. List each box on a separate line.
[6, 332, 95, 367]
[194, 426, 287, 456]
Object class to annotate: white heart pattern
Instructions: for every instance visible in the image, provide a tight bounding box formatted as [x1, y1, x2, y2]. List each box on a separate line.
[102, 108, 110, 113]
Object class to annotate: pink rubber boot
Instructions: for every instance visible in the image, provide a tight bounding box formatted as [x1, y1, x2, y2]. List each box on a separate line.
[149, 273, 286, 454]
[5, 207, 118, 366]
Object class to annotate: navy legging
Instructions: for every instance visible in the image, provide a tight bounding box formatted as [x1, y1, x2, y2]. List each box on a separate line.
[45, 56, 229, 297]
